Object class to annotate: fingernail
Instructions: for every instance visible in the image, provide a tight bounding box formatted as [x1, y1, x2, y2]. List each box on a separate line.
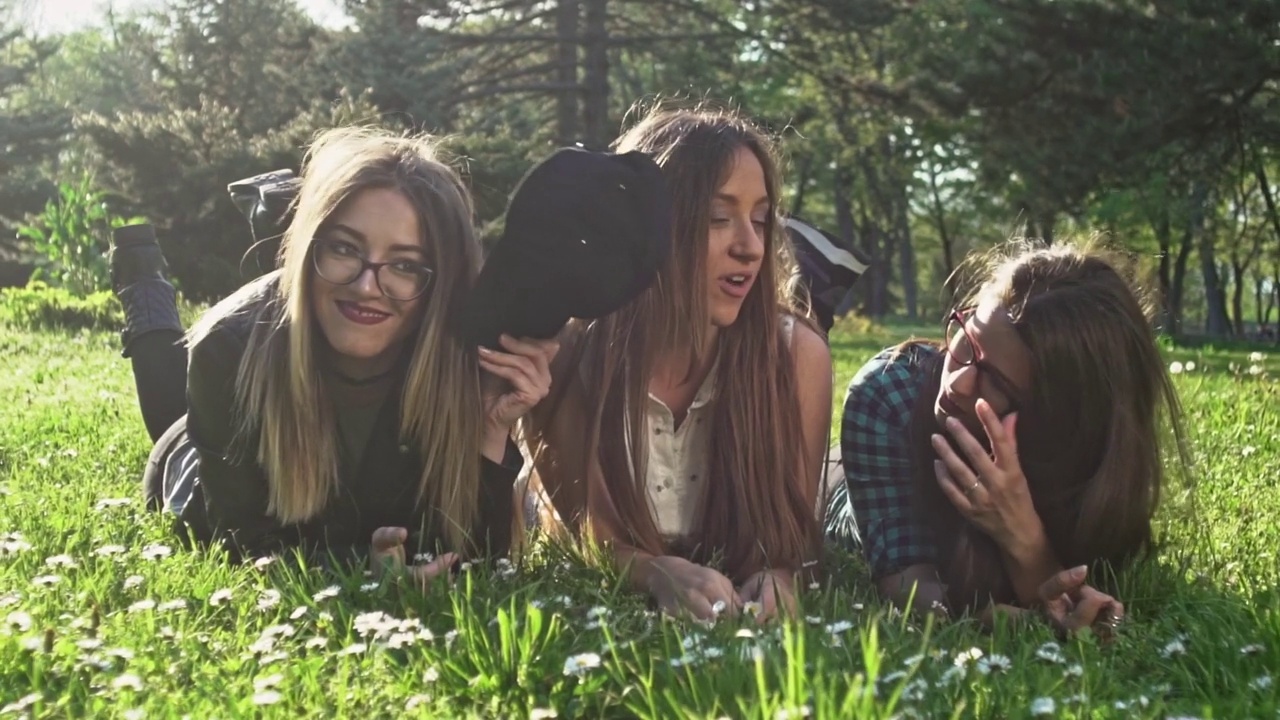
[931, 433, 943, 444]
[945, 417, 960, 428]
[1071, 565, 1087, 579]
[478, 347, 492, 355]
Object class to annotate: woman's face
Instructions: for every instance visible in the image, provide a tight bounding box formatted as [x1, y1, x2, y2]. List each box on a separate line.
[705, 146, 769, 329]
[309, 188, 433, 378]
[934, 298, 1033, 436]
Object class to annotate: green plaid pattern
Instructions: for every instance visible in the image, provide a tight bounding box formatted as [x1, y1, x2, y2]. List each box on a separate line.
[838, 344, 939, 579]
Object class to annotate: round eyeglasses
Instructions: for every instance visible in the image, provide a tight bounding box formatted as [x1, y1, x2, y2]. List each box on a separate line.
[312, 238, 434, 302]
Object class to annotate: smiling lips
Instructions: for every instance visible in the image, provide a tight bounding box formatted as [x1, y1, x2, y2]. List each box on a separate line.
[336, 300, 391, 325]
[718, 272, 755, 299]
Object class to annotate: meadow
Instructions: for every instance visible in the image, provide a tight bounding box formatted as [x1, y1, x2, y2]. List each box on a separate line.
[0, 318, 1277, 719]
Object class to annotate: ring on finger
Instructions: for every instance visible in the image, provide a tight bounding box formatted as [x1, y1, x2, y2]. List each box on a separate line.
[964, 480, 981, 496]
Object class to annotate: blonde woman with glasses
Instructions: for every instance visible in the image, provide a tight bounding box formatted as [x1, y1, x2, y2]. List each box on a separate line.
[111, 127, 557, 581]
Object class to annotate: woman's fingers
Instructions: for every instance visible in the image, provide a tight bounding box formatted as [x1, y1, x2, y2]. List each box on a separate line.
[933, 459, 976, 513]
[931, 433, 981, 490]
[371, 526, 407, 552]
[411, 552, 460, 588]
[942, 417, 999, 478]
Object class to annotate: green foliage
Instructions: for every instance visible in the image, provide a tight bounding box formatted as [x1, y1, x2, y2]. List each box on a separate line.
[0, 280, 122, 332]
[15, 173, 145, 296]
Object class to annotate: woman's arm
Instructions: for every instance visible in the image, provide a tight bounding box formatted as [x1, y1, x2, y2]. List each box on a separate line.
[183, 327, 297, 560]
[839, 348, 942, 609]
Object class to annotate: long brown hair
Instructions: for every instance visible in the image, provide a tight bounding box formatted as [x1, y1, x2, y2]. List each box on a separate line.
[909, 238, 1189, 609]
[527, 105, 822, 582]
[188, 127, 487, 552]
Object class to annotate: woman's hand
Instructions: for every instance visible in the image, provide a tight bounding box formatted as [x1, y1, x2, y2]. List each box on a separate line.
[931, 399, 1044, 554]
[737, 569, 798, 623]
[478, 335, 559, 452]
[644, 555, 743, 622]
[370, 527, 458, 589]
[982, 566, 1125, 639]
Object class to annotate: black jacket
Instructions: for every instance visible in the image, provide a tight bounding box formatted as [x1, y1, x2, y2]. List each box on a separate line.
[179, 280, 522, 565]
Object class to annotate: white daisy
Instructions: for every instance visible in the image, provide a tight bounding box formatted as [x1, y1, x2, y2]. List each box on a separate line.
[289, 606, 308, 621]
[123, 575, 145, 590]
[208, 588, 233, 606]
[157, 599, 187, 612]
[140, 544, 172, 561]
[1030, 697, 1055, 716]
[743, 601, 763, 617]
[563, 652, 602, 676]
[406, 695, 431, 710]
[972, 650, 1013, 671]
[5, 611, 33, 632]
[825, 620, 854, 634]
[530, 708, 558, 720]
[1240, 643, 1265, 655]
[1161, 639, 1187, 658]
[252, 691, 283, 705]
[360, 582, 380, 592]
[127, 599, 156, 614]
[337, 643, 367, 656]
[112, 674, 145, 691]
[312, 585, 340, 602]
[257, 589, 282, 610]
[95, 498, 131, 509]
[262, 624, 296, 638]
[1064, 664, 1084, 678]
[31, 575, 62, 587]
[1251, 675, 1273, 691]
[423, 667, 440, 683]
[953, 647, 984, 667]
[253, 556, 277, 570]
[304, 637, 327, 650]
[94, 545, 127, 557]
[254, 674, 283, 691]
[45, 554, 77, 568]
[1, 693, 41, 714]
[0, 592, 21, 608]
[122, 708, 145, 720]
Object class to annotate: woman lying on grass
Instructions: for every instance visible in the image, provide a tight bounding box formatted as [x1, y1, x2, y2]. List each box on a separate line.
[110, 127, 557, 580]
[836, 240, 1188, 633]
[525, 106, 834, 623]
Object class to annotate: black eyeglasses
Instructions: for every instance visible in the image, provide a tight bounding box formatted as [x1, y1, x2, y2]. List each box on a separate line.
[944, 308, 1025, 412]
[312, 237, 434, 302]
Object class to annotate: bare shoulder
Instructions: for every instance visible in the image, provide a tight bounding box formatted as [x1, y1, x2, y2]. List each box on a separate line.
[787, 316, 833, 380]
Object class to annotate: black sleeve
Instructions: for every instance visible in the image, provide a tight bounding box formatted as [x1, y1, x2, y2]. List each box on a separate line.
[471, 438, 524, 558]
[182, 325, 298, 560]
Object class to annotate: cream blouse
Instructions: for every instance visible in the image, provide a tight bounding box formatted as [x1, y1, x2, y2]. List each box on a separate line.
[645, 316, 796, 540]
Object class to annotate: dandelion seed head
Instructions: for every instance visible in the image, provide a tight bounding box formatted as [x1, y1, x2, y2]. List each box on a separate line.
[1185, 361, 1196, 372]
[1169, 361, 1184, 374]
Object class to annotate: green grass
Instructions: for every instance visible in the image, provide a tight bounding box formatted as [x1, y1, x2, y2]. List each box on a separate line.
[0, 321, 1277, 718]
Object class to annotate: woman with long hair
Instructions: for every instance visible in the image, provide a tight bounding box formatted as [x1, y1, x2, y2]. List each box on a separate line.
[837, 240, 1187, 631]
[111, 127, 558, 579]
[525, 106, 834, 622]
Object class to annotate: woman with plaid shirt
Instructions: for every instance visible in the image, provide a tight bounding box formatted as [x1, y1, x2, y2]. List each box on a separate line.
[836, 240, 1188, 635]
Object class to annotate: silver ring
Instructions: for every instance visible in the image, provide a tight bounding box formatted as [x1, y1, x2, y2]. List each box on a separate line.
[965, 481, 981, 496]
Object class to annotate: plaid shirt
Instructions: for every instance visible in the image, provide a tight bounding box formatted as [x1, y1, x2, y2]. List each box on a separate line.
[839, 343, 939, 579]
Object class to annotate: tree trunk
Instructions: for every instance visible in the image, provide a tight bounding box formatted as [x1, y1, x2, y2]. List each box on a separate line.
[896, 181, 918, 321]
[554, 0, 580, 145]
[1231, 260, 1246, 337]
[790, 153, 814, 219]
[581, 0, 609, 148]
[833, 165, 864, 313]
[1196, 187, 1231, 338]
[1039, 210, 1056, 245]
[1153, 205, 1175, 333]
[927, 160, 957, 298]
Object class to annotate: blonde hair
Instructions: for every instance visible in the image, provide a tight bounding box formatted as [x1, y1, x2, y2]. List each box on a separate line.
[189, 127, 487, 552]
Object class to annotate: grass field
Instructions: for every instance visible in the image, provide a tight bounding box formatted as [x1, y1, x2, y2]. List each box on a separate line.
[0, 319, 1277, 718]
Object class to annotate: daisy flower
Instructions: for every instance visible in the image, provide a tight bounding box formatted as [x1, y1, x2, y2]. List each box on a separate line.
[208, 588, 233, 606]
[563, 652, 602, 676]
[1030, 697, 1055, 716]
[252, 691, 283, 706]
[112, 674, 145, 691]
[140, 544, 172, 561]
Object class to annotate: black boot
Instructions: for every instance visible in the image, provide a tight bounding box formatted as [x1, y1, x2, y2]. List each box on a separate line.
[111, 224, 183, 358]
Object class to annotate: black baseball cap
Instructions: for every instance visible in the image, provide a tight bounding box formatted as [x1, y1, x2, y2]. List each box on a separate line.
[456, 147, 673, 347]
